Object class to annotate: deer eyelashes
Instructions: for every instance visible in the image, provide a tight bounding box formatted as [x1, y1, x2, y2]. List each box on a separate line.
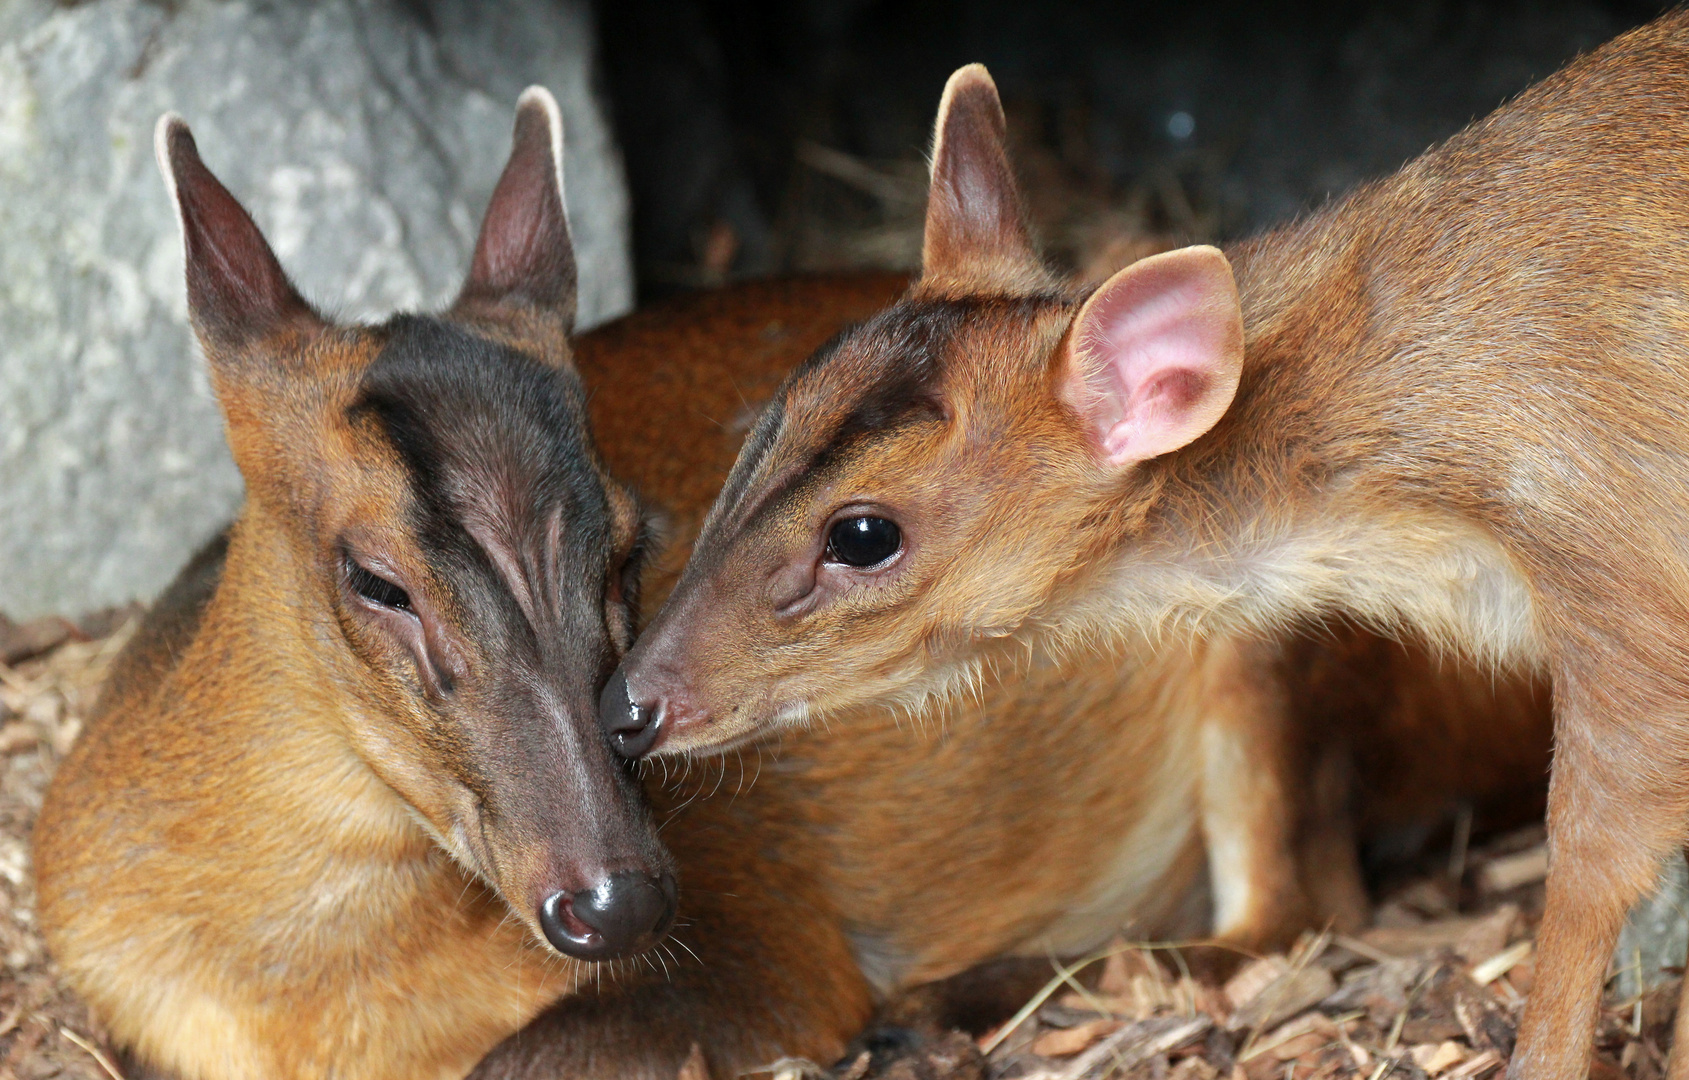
[345, 557, 413, 613]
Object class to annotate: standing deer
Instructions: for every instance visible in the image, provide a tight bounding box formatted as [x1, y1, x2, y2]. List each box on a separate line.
[477, 275, 1552, 1079]
[604, 15, 1689, 1080]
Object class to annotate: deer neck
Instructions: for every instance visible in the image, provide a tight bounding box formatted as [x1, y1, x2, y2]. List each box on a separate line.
[1077, 213, 1543, 669]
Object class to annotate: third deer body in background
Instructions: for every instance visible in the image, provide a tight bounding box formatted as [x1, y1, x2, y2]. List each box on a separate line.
[607, 13, 1689, 1080]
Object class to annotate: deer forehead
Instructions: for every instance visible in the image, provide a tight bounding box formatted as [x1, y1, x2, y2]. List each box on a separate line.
[734, 298, 1079, 511]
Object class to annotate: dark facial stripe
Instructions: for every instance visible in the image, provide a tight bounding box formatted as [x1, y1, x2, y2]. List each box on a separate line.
[352, 316, 615, 648]
[707, 292, 1078, 542]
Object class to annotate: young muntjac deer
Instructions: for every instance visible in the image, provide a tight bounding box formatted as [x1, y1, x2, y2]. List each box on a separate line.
[605, 14, 1689, 1080]
[473, 276, 1552, 1078]
[32, 91, 677, 1079]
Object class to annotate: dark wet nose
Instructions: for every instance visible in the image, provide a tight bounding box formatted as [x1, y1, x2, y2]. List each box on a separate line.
[539, 870, 678, 960]
[599, 668, 663, 759]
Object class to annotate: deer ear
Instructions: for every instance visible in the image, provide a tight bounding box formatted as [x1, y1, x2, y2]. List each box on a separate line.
[921, 64, 1041, 288]
[454, 86, 578, 333]
[1059, 246, 1244, 468]
[155, 114, 321, 356]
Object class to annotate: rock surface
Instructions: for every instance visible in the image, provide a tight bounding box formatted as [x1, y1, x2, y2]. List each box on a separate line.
[1615, 850, 1689, 997]
[0, 0, 632, 618]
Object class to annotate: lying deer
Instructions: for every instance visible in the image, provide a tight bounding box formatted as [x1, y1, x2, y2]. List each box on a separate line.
[605, 15, 1689, 1080]
[33, 90, 677, 1080]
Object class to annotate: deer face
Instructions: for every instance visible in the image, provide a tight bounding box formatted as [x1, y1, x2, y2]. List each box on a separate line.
[603, 67, 1243, 758]
[160, 90, 675, 960]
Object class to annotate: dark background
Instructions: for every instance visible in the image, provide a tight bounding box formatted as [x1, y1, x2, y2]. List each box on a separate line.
[597, 0, 1671, 298]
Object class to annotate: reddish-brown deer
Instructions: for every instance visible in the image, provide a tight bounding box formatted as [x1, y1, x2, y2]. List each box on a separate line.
[473, 276, 1552, 1079]
[32, 90, 677, 1080]
[605, 15, 1689, 1080]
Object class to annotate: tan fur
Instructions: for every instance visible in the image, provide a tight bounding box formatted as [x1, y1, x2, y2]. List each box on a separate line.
[36, 216, 1552, 1077]
[612, 22, 1689, 1080]
[35, 385, 584, 1080]
[35, 97, 656, 1080]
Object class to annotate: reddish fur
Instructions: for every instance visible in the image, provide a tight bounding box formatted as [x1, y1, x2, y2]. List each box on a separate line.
[615, 18, 1689, 1080]
[474, 278, 1552, 1077]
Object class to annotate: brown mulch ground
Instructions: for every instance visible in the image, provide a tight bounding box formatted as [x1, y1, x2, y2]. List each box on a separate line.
[0, 613, 138, 1080]
[0, 619, 1673, 1080]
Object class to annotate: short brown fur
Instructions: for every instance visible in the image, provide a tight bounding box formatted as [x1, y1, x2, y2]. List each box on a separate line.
[34, 92, 670, 1079]
[36, 110, 1554, 1080]
[616, 19, 1689, 1080]
[475, 277, 1551, 1078]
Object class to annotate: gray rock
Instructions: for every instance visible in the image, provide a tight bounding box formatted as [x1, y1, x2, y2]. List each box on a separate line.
[1613, 850, 1689, 997]
[0, 0, 632, 619]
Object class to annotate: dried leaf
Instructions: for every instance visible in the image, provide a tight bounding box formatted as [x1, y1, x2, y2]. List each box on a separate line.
[1243, 1012, 1341, 1063]
[1061, 1016, 1212, 1080]
[1470, 941, 1531, 987]
[1225, 966, 1337, 1032]
[1358, 906, 1518, 963]
[1224, 957, 1292, 1011]
[1477, 846, 1548, 893]
[1409, 1041, 1466, 1076]
[1032, 1019, 1125, 1058]
[1446, 1049, 1504, 1080]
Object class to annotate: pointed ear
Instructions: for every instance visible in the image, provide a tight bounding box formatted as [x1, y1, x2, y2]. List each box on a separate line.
[920, 64, 1043, 289]
[1058, 246, 1244, 468]
[454, 86, 577, 334]
[155, 114, 320, 356]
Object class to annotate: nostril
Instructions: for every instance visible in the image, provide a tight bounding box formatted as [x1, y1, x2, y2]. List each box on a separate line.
[538, 890, 595, 953]
[598, 668, 663, 759]
[538, 872, 677, 960]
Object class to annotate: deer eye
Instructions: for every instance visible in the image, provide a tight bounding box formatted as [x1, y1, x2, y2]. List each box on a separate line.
[825, 516, 902, 569]
[346, 559, 412, 612]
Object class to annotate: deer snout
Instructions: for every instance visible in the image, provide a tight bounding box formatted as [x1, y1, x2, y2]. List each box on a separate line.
[538, 869, 678, 960]
[599, 668, 665, 758]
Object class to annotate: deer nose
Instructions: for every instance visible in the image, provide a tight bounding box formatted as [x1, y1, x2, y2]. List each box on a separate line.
[599, 668, 664, 758]
[538, 870, 677, 960]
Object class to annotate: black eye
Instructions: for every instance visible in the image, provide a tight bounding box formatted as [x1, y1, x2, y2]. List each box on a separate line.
[825, 516, 902, 569]
[346, 560, 412, 612]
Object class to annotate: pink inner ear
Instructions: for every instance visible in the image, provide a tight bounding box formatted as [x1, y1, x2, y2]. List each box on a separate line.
[1064, 247, 1243, 467]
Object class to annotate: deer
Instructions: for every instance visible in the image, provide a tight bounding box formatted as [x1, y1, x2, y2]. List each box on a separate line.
[602, 13, 1689, 1080]
[31, 90, 682, 1080]
[471, 275, 1551, 1078]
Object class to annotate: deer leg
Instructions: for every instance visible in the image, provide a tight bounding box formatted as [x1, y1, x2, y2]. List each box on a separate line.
[1657, 848, 1689, 1080]
[1197, 634, 1319, 961]
[1511, 668, 1688, 1080]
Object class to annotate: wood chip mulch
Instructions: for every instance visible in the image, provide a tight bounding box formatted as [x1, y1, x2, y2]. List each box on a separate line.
[0, 621, 1673, 1080]
[797, 832, 1672, 1080]
[0, 613, 137, 1080]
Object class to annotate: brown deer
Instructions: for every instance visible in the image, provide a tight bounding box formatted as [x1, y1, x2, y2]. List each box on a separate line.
[32, 90, 679, 1080]
[604, 15, 1689, 1080]
[471, 276, 1551, 1078]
